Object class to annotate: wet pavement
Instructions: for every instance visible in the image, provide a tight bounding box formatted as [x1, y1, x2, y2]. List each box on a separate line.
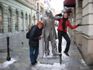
[0, 38, 93, 70]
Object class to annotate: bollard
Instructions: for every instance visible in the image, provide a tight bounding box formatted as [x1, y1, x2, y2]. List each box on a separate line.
[59, 54, 62, 64]
[6, 36, 11, 61]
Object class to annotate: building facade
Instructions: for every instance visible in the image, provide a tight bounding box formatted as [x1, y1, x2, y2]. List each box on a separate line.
[0, 0, 37, 62]
[36, 0, 45, 21]
[64, 0, 93, 65]
[75, 0, 93, 65]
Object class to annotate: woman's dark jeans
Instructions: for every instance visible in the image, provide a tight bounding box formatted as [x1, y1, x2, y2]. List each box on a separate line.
[58, 31, 71, 53]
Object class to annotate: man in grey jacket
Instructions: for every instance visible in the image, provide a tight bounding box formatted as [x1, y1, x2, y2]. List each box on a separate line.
[43, 10, 57, 56]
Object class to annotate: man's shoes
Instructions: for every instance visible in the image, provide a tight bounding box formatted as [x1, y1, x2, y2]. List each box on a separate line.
[31, 63, 36, 66]
[64, 51, 69, 56]
[31, 61, 37, 66]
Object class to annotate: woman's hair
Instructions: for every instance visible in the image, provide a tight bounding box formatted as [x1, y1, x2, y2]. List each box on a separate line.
[62, 12, 69, 30]
[36, 21, 44, 28]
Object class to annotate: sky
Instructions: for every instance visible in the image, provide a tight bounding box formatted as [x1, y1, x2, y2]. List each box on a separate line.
[50, 0, 64, 14]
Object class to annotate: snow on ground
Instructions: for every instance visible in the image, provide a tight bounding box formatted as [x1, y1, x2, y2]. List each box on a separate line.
[0, 58, 16, 69]
[31, 63, 62, 70]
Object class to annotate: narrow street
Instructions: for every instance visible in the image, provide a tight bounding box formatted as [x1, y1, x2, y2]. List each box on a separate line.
[0, 0, 93, 70]
[0, 38, 92, 70]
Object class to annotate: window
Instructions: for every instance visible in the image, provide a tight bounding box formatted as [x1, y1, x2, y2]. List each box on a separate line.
[29, 15, 31, 28]
[15, 10, 18, 31]
[0, 6, 3, 33]
[21, 12, 24, 31]
[78, 0, 82, 8]
[25, 13, 28, 29]
[8, 8, 12, 32]
[29, 15, 31, 24]
[25, 14, 27, 21]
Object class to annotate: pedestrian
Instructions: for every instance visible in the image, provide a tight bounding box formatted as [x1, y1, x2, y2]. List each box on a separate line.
[55, 11, 81, 56]
[43, 10, 57, 56]
[29, 21, 44, 65]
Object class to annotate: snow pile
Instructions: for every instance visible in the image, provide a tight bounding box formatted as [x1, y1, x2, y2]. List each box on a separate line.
[0, 58, 16, 68]
[34, 63, 62, 70]
[52, 63, 62, 70]
[80, 59, 87, 66]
